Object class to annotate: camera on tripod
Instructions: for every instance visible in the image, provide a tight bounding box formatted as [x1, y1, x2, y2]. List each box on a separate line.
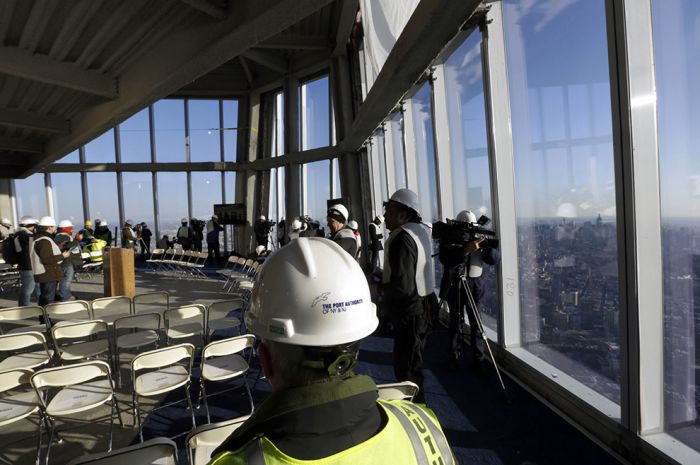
[432, 215, 499, 249]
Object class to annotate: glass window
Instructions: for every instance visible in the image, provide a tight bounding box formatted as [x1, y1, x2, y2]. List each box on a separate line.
[273, 91, 285, 156]
[86, 173, 119, 228]
[332, 158, 342, 198]
[276, 167, 286, 222]
[300, 75, 330, 150]
[303, 160, 330, 224]
[156, 172, 188, 239]
[154, 99, 186, 162]
[652, 0, 700, 448]
[119, 108, 151, 163]
[408, 83, 440, 223]
[503, 0, 620, 404]
[122, 173, 154, 230]
[191, 171, 222, 220]
[388, 112, 407, 189]
[51, 173, 83, 224]
[374, 130, 389, 205]
[84, 129, 115, 163]
[14, 173, 46, 219]
[56, 150, 79, 163]
[224, 172, 236, 204]
[189, 99, 221, 162]
[443, 30, 498, 330]
[222, 100, 239, 162]
[269, 168, 278, 221]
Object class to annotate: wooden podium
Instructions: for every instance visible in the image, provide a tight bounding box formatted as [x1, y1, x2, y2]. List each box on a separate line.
[103, 248, 136, 298]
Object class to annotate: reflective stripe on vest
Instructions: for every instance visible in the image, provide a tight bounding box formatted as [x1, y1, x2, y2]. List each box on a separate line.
[245, 438, 266, 465]
[382, 402, 430, 465]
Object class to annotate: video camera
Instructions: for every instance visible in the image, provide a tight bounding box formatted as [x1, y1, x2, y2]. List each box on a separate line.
[432, 215, 499, 250]
[190, 218, 206, 231]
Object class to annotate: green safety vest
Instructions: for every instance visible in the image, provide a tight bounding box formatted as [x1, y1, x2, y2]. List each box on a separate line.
[208, 399, 454, 465]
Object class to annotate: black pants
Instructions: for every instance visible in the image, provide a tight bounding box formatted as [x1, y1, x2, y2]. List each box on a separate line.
[447, 276, 484, 361]
[393, 309, 429, 402]
[38, 281, 58, 307]
[207, 241, 220, 264]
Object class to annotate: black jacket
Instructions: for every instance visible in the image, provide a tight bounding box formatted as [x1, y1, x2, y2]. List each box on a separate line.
[384, 229, 424, 317]
[14, 228, 33, 271]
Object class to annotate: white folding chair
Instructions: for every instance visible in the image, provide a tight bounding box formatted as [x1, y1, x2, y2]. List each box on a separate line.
[113, 313, 161, 387]
[133, 291, 169, 316]
[376, 381, 420, 401]
[199, 335, 255, 424]
[91, 296, 133, 324]
[186, 414, 251, 465]
[163, 305, 206, 344]
[131, 343, 196, 442]
[0, 305, 47, 335]
[31, 361, 123, 464]
[145, 249, 166, 273]
[65, 437, 177, 465]
[206, 299, 244, 342]
[51, 320, 111, 364]
[0, 369, 44, 465]
[0, 331, 53, 371]
[44, 300, 91, 327]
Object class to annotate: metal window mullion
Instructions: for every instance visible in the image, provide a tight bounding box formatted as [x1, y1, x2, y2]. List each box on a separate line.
[44, 172, 54, 219]
[80, 147, 90, 222]
[431, 64, 454, 219]
[9, 179, 17, 227]
[149, 105, 159, 238]
[219, 100, 225, 162]
[153, 172, 160, 240]
[383, 124, 397, 194]
[402, 100, 419, 191]
[114, 125, 124, 228]
[184, 99, 191, 163]
[484, 3, 521, 348]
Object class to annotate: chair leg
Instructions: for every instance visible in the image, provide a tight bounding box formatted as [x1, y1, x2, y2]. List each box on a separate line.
[185, 383, 196, 429]
[44, 416, 55, 465]
[35, 413, 43, 465]
[244, 377, 255, 414]
[108, 400, 116, 452]
[202, 381, 211, 424]
[134, 394, 144, 443]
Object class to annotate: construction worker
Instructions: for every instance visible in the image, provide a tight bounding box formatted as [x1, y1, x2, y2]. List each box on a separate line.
[326, 204, 357, 257]
[209, 238, 455, 465]
[31, 216, 70, 306]
[14, 216, 38, 306]
[55, 219, 83, 301]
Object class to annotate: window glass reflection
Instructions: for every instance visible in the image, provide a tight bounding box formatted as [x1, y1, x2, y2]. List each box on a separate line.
[84, 129, 115, 163]
[409, 83, 440, 224]
[374, 130, 389, 205]
[332, 158, 342, 199]
[303, 160, 330, 226]
[388, 112, 407, 189]
[122, 173, 154, 232]
[189, 100, 221, 162]
[14, 173, 47, 219]
[301, 76, 330, 150]
[191, 171, 222, 220]
[87, 173, 119, 229]
[56, 150, 79, 163]
[222, 100, 239, 161]
[503, 0, 621, 404]
[154, 100, 186, 162]
[51, 173, 83, 225]
[119, 108, 151, 163]
[652, 0, 700, 449]
[157, 172, 188, 239]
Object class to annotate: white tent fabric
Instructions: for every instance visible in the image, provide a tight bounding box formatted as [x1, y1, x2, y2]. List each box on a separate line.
[360, 0, 420, 85]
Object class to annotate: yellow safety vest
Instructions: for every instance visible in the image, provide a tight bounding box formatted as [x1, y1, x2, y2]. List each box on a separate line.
[208, 399, 454, 465]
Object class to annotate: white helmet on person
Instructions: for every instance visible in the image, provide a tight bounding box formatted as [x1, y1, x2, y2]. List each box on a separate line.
[181, 218, 188, 224]
[255, 245, 266, 255]
[259, 215, 266, 221]
[101, 220, 108, 227]
[37, 216, 57, 227]
[245, 237, 378, 347]
[58, 219, 73, 229]
[1, 218, 10, 226]
[327, 204, 349, 224]
[456, 210, 477, 224]
[348, 220, 358, 230]
[387, 188, 420, 214]
[125, 219, 134, 226]
[291, 218, 302, 231]
[20, 216, 37, 226]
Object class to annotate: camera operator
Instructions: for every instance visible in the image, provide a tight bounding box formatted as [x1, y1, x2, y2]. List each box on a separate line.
[254, 215, 275, 249]
[191, 218, 205, 252]
[176, 218, 193, 250]
[438, 210, 500, 370]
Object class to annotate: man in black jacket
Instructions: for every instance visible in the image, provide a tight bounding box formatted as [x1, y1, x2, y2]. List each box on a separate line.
[14, 216, 38, 307]
[327, 204, 357, 258]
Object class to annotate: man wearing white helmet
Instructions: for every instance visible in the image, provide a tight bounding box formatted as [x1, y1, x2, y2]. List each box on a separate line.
[348, 219, 362, 261]
[13, 216, 39, 306]
[368, 215, 384, 272]
[55, 219, 83, 301]
[94, 219, 113, 245]
[177, 218, 193, 250]
[382, 188, 435, 403]
[287, 217, 303, 241]
[121, 219, 137, 250]
[31, 216, 70, 306]
[253, 214, 273, 249]
[0, 217, 12, 240]
[206, 215, 224, 264]
[439, 210, 500, 369]
[326, 204, 357, 258]
[209, 238, 454, 465]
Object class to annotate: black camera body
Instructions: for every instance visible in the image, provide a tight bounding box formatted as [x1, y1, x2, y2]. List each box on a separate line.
[190, 218, 206, 232]
[432, 215, 499, 250]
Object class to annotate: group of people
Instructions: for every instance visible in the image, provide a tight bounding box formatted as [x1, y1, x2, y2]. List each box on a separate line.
[169, 216, 224, 264]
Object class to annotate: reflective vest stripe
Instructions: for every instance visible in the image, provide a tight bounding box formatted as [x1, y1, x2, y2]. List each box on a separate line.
[383, 402, 430, 465]
[402, 403, 454, 465]
[245, 438, 267, 465]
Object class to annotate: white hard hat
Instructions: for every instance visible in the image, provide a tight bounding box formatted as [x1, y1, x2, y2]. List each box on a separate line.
[20, 216, 37, 226]
[58, 219, 73, 228]
[245, 238, 378, 346]
[388, 188, 420, 214]
[259, 215, 266, 221]
[255, 245, 265, 255]
[1, 218, 10, 226]
[101, 220, 108, 227]
[291, 218, 302, 230]
[348, 220, 358, 230]
[456, 210, 477, 224]
[327, 204, 348, 223]
[181, 218, 188, 223]
[38, 216, 57, 227]
[125, 219, 133, 226]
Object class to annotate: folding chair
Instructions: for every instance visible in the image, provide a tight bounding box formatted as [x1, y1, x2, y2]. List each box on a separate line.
[65, 437, 177, 465]
[376, 381, 420, 401]
[145, 248, 165, 273]
[131, 343, 196, 442]
[206, 299, 244, 342]
[0, 331, 53, 371]
[51, 320, 111, 364]
[91, 296, 133, 324]
[31, 361, 123, 463]
[0, 368, 44, 465]
[44, 300, 91, 327]
[163, 305, 206, 345]
[113, 313, 160, 387]
[133, 291, 169, 316]
[0, 305, 47, 335]
[186, 414, 251, 465]
[198, 335, 255, 424]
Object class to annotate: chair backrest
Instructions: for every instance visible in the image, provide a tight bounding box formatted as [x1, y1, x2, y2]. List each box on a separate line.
[91, 296, 133, 319]
[133, 291, 169, 315]
[165, 304, 206, 322]
[51, 319, 108, 341]
[65, 437, 177, 465]
[203, 334, 255, 359]
[44, 300, 91, 322]
[207, 299, 244, 320]
[186, 415, 251, 465]
[0, 331, 48, 353]
[132, 343, 194, 373]
[31, 360, 112, 392]
[114, 313, 160, 332]
[0, 368, 33, 393]
[0, 305, 45, 332]
[376, 381, 420, 401]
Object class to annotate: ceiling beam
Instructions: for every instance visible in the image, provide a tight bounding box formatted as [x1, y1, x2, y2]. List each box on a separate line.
[0, 47, 118, 99]
[339, 0, 482, 153]
[0, 136, 43, 153]
[238, 56, 254, 87]
[332, 0, 358, 56]
[257, 34, 330, 50]
[242, 49, 287, 74]
[0, 107, 70, 134]
[181, 0, 228, 20]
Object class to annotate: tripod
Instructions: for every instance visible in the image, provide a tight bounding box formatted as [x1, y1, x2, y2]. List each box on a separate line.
[448, 269, 506, 393]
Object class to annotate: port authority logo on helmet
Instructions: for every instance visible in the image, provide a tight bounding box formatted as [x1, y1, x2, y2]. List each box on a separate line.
[319, 296, 365, 315]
